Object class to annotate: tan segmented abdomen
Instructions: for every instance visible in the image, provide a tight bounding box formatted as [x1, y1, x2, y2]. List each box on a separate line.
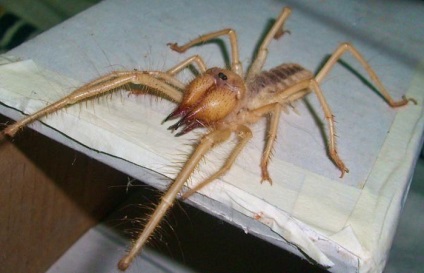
[247, 63, 313, 108]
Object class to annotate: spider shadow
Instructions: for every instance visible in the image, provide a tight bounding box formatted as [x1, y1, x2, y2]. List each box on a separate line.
[302, 97, 328, 150]
[315, 55, 386, 101]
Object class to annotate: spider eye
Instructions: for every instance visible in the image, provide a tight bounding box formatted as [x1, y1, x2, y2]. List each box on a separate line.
[218, 72, 227, 81]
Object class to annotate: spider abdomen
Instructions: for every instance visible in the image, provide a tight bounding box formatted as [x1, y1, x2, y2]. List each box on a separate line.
[246, 63, 313, 109]
[248, 63, 312, 94]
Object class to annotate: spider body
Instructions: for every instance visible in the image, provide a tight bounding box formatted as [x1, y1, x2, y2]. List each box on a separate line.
[1, 7, 413, 271]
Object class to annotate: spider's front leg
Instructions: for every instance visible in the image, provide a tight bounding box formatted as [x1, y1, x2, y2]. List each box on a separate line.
[1, 71, 180, 137]
[181, 125, 252, 199]
[1, 56, 206, 137]
[118, 128, 232, 270]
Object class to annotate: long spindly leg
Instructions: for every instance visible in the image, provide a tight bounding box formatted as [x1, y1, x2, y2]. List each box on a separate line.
[240, 102, 283, 184]
[168, 29, 243, 77]
[181, 125, 253, 199]
[260, 77, 348, 178]
[1, 71, 183, 137]
[309, 79, 349, 177]
[246, 7, 292, 81]
[166, 54, 207, 76]
[118, 128, 232, 270]
[260, 103, 282, 184]
[315, 42, 414, 107]
[246, 80, 313, 182]
[1, 55, 208, 137]
[104, 55, 208, 92]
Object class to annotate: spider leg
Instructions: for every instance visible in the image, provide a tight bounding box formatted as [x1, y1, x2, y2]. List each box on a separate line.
[246, 7, 292, 81]
[1, 71, 182, 137]
[181, 125, 252, 199]
[315, 43, 414, 107]
[168, 29, 243, 77]
[166, 55, 207, 75]
[309, 79, 349, 178]
[247, 80, 313, 182]
[260, 103, 282, 184]
[257, 79, 348, 179]
[1, 55, 209, 137]
[118, 128, 231, 271]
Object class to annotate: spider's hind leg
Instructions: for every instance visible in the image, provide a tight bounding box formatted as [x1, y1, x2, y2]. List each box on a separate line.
[309, 79, 349, 178]
[315, 42, 414, 107]
[308, 43, 416, 177]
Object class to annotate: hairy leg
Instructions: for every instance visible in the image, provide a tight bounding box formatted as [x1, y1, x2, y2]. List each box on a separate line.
[118, 128, 231, 270]
[247, 80, 312, 182]
[260, 103, 282, 184]
[309, 79, 349, 177]
[2, 56, 206, 137]
[2, 72, 181, 137]
[181, 125, 252, 199]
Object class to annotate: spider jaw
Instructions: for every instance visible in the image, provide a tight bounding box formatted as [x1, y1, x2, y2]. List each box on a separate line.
[163, 68, 246, 136]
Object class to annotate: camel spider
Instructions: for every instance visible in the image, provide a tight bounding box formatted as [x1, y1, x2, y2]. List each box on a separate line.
[1, 7, 414, 271]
